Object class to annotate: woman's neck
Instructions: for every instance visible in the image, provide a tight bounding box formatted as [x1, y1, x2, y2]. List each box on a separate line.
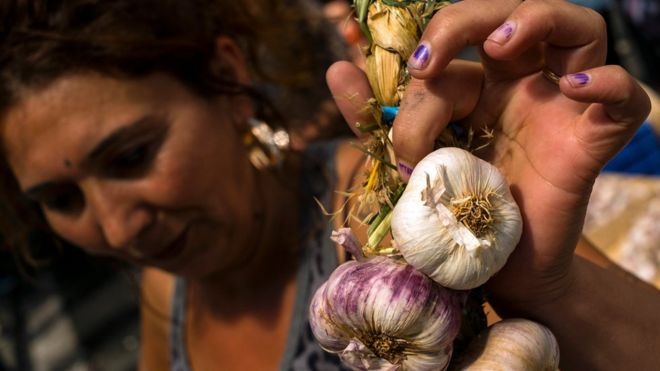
[188, 159, 301, 317]
[185, 255, 299, 371]
[188, 242, 298, 319]
[184, 195, 300, 371]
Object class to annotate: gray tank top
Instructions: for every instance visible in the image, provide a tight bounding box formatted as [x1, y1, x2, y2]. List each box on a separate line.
[170, 140, 350, 371]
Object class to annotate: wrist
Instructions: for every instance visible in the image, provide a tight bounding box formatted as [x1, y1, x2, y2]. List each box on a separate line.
[485, 257, 578, 320]
[523, 256, 660, 369]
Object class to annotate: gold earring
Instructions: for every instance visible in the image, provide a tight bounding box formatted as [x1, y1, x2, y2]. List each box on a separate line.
[243, 118, 290, 170]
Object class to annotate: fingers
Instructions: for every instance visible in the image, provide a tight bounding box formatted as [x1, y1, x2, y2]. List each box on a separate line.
[326, 61, 375, 140]
[393, 60, 484, 180]
[407, 0, 519, 78]
[483, 0, 607, 76]
[560, 65, 651, 165]
[409, 0, 607, 80]
[327, 60, 484, 181]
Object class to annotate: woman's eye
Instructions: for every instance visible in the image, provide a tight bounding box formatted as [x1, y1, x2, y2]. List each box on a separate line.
[89, 119, 169, 179]
[41, 187, 84, 213]
[115, 144, 150, 167]
[103, 142, 157, 177]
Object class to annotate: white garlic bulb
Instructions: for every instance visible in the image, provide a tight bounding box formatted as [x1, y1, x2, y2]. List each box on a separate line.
[450, 318, 560, 370]
[391, 147, 522, 290]
[309, 256, 463, 370]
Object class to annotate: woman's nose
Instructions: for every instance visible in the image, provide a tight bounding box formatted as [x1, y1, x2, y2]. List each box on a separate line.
[83, 181, 154, 250]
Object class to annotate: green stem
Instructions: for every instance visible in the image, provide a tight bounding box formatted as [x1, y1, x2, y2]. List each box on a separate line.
[367, 208, 393, 250]
[365, 185, 406, 251]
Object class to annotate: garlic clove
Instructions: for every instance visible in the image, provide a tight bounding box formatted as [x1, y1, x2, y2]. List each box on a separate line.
[309, 282, 348, 353]
[449, 318, 560, 371]
[391, 147, 523, 290]
[309, 256, 463, 370]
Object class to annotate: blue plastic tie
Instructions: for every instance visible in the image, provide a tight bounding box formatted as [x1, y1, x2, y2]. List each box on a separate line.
[382, 106, 399, 124]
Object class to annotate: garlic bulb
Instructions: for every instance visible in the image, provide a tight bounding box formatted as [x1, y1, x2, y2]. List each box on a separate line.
[310, 256, 462, 370]
[391, 147, 522, 290]
[450, 318, 560, 370]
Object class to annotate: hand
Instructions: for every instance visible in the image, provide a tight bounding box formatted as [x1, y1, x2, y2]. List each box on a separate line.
[326, 0, 650, 313]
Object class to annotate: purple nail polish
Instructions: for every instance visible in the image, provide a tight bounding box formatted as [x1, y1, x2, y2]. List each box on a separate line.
[487, 21, 516, 45]
[398, 161, 414, 182]
[567, 72, 591, 88]
[408, 42, 430, 70]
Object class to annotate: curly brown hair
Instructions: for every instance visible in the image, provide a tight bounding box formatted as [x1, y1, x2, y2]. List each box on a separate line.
[0, 0, 349, 260]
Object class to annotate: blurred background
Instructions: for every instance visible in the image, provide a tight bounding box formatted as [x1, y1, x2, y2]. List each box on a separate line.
[1, 0, 658, 370]
[0, 240, 139, 371]
[567, 0, 660, 289]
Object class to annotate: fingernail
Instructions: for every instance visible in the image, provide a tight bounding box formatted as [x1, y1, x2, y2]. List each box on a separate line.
[567, 72, 591, 88]
[487, 21, 517, 45]
[408, 41, 431, 70]
[397, 160, 415, 183]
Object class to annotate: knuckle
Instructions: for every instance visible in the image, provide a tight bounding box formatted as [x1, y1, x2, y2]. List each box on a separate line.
[583, 7, 607, 34]
[399, 82, 428, 112]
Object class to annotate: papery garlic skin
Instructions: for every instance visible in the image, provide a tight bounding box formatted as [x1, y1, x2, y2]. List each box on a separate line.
[310, 256, 462, 371]
[391, 147, 523, 290]
[450, 318, 560, 371]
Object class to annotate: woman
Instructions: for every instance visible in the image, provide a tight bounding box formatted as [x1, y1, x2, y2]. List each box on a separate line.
[0, 0, 355, 369]
[0, 0, 657, 370]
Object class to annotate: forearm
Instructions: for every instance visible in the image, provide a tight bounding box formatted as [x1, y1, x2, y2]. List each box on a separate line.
[527, 256, 660, 370]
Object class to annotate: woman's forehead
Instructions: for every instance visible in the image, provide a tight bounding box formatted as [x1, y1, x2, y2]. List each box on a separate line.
[3, 73, 188, 140]
[2, 74, 176, 187]
[4, 75, 134, 147]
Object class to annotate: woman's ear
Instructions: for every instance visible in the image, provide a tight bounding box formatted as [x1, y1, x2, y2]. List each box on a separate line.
[212, 36, 251, 85]
[211, 36, 254, 127]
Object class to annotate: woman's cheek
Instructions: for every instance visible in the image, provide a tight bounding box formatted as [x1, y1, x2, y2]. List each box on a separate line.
[46, 212, 108, 253]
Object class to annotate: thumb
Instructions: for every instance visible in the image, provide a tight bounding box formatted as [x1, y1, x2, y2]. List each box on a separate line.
[326, 61, 376, 141]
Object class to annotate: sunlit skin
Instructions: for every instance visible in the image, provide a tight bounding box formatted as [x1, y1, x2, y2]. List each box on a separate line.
[2, 72, 299, 280]
[326, 1, 659, 369]
[327, 1, 651, 311]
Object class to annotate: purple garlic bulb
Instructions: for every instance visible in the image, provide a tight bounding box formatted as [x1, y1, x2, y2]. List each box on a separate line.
[310, 256, 463, 370]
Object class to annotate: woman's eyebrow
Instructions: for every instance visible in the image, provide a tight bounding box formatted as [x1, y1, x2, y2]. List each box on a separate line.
[22, 115, 166, 197]
[83, 115, 162, 166]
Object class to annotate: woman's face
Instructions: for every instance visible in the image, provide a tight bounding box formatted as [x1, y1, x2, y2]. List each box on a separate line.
[2, 73, 263, 276]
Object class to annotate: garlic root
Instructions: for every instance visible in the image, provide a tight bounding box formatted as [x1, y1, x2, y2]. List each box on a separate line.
[391, 147, 523, 290]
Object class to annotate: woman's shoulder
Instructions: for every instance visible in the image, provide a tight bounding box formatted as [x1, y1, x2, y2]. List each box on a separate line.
[138, 267, 177, 371]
